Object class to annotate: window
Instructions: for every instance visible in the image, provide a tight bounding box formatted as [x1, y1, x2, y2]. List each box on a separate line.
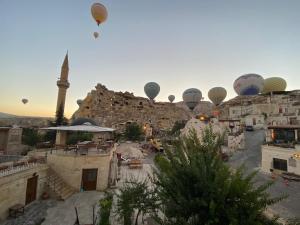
[273, 129, 295, 143]
[273, 158, 287, 171]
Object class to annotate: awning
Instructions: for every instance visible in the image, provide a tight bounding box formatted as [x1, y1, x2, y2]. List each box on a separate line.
[40, 124, 115, 133]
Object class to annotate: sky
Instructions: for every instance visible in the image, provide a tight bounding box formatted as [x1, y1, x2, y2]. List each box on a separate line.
[1, 0, 300, 118]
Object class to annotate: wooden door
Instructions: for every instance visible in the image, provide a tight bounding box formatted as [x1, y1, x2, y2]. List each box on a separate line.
[82, 169, 98, 191]
[26, 175, 38, 205]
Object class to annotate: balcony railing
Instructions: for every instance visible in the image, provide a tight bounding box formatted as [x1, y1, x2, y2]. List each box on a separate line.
[0, 162, 40, 177]
[0, 156, 46, 177]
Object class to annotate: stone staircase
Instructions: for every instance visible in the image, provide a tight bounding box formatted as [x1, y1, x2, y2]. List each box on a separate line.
[46, 169, 75, 200]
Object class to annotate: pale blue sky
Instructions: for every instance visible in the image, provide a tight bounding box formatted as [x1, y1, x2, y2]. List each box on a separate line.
[0, 0, 300, 117]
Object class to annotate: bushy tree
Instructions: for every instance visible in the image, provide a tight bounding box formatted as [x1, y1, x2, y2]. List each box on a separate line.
[152, 127, 284, 225]
[67, 132, 92, 145]
[115, 177, 158, 225]
[22, 128, 42, 147]
[99, 192, 113, 225]
[170, 120, 186, 136]
[124, 122, 143, 141]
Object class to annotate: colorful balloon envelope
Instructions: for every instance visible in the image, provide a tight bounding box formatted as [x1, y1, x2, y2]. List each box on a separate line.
[93, 32, 99, 39]
[168, 95, 175, 103]
[144, 82, 160, 100]
[208, 87, 227, 106]
[21, 98, 28, 104]
[262, 77, 287, 93]
[77, 99, 83, 106]
[182, 88, 202, 110]
[91, 3, 108, 26]
[233, 74, 264, 96]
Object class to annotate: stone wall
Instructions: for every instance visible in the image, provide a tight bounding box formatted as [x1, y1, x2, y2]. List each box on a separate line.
[46, 150, 113, 191]
[261, 145, 300, 175]
[72, 83, 191, 130]
[0, 164, 48, 221]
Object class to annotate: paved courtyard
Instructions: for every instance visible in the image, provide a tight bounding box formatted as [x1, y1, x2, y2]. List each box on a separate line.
[42, 191, 104, 225]
[229, 130, 300, 220]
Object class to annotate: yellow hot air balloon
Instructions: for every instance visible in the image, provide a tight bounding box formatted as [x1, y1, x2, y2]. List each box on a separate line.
[208, 87, 227, 106]
[262, 77, 287, 93]
[91, 3, 108, 26]
[93, 32, 99, 39]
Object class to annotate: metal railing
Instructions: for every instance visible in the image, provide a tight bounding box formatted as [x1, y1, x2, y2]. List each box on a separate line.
[0, 162, 39, 177]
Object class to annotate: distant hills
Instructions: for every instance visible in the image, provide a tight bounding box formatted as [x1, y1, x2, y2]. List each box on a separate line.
[0, 112, 17, 118]
[0, 112, 53, 127]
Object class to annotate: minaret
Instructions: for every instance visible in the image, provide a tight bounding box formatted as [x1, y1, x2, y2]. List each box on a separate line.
[56, 53, 70, 116]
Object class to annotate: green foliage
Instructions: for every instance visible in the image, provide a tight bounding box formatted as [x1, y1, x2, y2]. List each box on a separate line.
[124, 122, 143, 141]
[99, 192, 113, 225]
[170, 120, 186, 136]
[152, 127, 284, 225]
[115, 177, 158, 225]
[66, 132, 92, 145]
[22, 128, 42, 147]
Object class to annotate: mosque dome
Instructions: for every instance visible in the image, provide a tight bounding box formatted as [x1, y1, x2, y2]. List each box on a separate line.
[71, 117, 97, 126]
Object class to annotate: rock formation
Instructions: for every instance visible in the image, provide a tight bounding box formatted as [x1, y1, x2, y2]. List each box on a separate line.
[72, 84, 193, 130]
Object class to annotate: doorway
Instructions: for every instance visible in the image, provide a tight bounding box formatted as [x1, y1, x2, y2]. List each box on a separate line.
[25, 175, 38, 205]
[81, 169, 98, 191]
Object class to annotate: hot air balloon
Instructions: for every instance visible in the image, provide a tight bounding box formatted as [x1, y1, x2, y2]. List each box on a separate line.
[262, 77, 287, 93]
[77, 99, 83, 106]
[182, 88, 202, 110]
[91, 3, 108, 26]
[144, 82, 160, 101]
[233, 74, 264, 96]
[208, 87, 227, 106]
[168, 95, 175, 103]
[21, 98, 28, 104]
[93, 32, 99, 39]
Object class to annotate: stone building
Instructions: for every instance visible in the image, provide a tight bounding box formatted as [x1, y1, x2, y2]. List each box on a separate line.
[0, 161, 48, 220]
[0, 126, 23, 155]
[72, 83, 191, 131]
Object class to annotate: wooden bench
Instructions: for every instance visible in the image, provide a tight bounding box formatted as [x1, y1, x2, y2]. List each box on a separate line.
[9, 204, 24, 218]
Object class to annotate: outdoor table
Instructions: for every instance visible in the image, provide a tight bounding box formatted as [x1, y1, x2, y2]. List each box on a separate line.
[9, 204, 24, 218]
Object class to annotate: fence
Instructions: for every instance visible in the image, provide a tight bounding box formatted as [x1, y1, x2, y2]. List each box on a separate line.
[0, 162, 40, 177]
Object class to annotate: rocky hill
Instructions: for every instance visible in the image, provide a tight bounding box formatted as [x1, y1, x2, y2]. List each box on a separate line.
[72, 83, 213, 130]
[0, 112, 53, 127]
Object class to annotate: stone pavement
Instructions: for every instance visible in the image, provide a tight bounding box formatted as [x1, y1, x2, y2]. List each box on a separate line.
[42, 191, 104, 225]
[0, 200, 57, 225]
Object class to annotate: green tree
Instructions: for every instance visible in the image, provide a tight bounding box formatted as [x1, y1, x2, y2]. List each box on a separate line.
[124, 122, 143, 141]
[116, 177, 158, 225]
[152, 127, 284, 225]
[170, 120, 186, 136]
[99, 192, 113, 225]
[67, 132, 92, 145]
[22, 128, 42, 147]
